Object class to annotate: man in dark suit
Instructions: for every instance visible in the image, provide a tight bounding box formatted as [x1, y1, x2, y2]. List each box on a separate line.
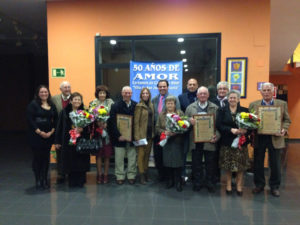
[210, 81, 229, 183]
[108, 86, 137, 185]
[178, 78, 198, 182]
[152, 80, 180, 181]
[249, 82, 291, 197]
[51, 81, 71, 184]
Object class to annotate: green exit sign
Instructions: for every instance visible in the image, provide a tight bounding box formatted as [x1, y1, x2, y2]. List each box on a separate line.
[52, 68, 66, 78]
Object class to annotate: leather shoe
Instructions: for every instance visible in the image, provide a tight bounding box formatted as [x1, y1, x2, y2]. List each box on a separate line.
[116, 179, 124, 185]
[270, 189, 280, 197]
[252, 187, 264, 194]
[128, 179, 135, 185]
[226, 189, 232, 195]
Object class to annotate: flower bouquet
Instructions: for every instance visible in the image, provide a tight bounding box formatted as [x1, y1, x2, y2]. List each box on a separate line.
[158, 113, 190, 147]
[232, 112, 260, 149]
[69, 110, 95, 145]
[90, 105, 110, 122]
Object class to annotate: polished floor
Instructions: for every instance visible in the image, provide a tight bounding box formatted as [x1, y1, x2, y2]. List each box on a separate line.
[1, 133, 300, 225]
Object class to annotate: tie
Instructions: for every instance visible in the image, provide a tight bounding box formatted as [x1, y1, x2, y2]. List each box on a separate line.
[158, 95, 163, 113]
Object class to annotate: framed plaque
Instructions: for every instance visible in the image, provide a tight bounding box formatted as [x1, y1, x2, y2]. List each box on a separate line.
[193, 114, 215, 143]
[117, 114, 133, 141]
[257, 106, 282, 135]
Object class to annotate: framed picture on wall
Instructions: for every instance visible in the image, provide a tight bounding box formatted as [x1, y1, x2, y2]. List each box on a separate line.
[226, 57, 248, 98]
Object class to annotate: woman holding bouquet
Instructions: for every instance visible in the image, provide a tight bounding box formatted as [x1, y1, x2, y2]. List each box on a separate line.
[216, 90, 250, 196]
[26, 85, 58, 189]
[55, 92, 90, 188]
[155, 96, 185, 192]
[89, 85, 114, 184]
[134, 88, 154, 184]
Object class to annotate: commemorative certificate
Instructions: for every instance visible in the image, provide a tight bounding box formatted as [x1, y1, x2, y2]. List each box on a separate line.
[117, 114, 133, 141]
[257, 106, 282, 135]
[193, 114, 215, 143]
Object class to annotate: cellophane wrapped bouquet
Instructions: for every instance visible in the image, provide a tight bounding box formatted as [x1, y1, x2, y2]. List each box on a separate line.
[159, 113, 190, 147]
[69, 110, 95, 145]
[232, 112, 260, 149]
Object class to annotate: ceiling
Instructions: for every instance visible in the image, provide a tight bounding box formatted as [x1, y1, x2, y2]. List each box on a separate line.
[0, 0, 299, 73]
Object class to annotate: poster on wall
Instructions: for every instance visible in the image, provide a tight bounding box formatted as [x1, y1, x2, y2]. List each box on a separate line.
[130, 61, 183, 102]
[226, 57, 248, 98]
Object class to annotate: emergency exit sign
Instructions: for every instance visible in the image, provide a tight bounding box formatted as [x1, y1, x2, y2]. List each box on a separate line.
[52, 68, 65, 78]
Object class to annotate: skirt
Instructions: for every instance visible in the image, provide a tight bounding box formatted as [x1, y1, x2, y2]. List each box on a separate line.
[219, 145, 250, 172]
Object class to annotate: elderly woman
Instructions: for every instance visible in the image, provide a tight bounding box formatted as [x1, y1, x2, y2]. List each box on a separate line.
[26, 85, 58, 190]
[216, 90, 250, 196]
[134, 88, 154, 184]
[155, 96, 185, 192]
[90, 85, 114, 184]
[55, 92, 90, 188]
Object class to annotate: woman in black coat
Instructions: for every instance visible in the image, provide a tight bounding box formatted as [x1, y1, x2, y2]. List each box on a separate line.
[26, 85, 58, 189]
[55, 92, 90, 188]
[216, 90, 250, 196]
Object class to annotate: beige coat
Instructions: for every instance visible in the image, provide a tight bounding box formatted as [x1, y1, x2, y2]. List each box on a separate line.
[134, 102, 154, 141]
[185, 100, 220, 151]
[249, 99, 291, 149]
[51, 94, 64, 114]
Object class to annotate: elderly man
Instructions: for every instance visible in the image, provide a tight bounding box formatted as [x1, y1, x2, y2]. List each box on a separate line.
[186, 86, 219, 193]
[211, 81, 229, 108]
[178, 78, 199, 182]
[108, 86, 137, 185]
[249, 82, 291, 197]
[152, 80, 180, 181]
[51, 81, 71, 184]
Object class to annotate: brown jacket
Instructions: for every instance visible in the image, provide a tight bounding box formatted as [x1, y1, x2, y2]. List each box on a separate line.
[134, 101, 154, 141]
[249, 99, 291, 149]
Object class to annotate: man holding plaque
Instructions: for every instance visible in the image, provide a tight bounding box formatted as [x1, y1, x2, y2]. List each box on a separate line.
[185, 86, 220, 193]
[108, 86, 137, 185]
[249, 82, 291, 197]
[152, 80, 180, 181]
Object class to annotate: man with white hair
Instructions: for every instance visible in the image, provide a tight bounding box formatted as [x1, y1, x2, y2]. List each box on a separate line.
[249, 82, 291, 197]
[108, 86, 137, 185]
[211, 81, 229, 108]
[185, 86, 220, 193]
[52, 81, 71, 184]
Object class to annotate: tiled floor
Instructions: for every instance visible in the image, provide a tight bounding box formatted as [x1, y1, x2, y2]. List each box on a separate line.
[1, 133, 300, 225]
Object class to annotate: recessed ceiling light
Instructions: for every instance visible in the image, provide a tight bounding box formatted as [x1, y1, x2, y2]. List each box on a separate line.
[184, 64, 188, 68]
[185, 69, 189, 72]
[110, 40, 117, 45]
[177, 38, 184, 43]
[180, 50, 186, 55]
[182, 58, 187, 62]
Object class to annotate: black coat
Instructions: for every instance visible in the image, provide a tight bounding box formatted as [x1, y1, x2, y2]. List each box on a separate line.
[210, 96, 229, 108]
[26, 100, 58, 148]
[178, 91, 197, 112]
[216, 104, 249, 147]
[54, 104, 90, 173]
[107, 99, 137, 147]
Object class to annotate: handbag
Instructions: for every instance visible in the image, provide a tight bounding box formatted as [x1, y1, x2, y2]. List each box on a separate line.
[76, 138, 102, 154]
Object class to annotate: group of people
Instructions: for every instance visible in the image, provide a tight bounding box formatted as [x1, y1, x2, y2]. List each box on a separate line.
[26, 79, 291, 197]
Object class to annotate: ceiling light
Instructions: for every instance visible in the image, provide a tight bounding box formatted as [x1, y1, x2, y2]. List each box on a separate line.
[185, 69, 189, 72]
[110, 40, 117, 45]
[184, 64, 188, 68]
[180, 50, 186, 55]
[177, 38, 184, 43]
[182, 58, 187, 62]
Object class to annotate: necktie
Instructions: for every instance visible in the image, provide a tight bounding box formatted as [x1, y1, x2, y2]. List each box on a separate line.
[158, 95, 163, 113]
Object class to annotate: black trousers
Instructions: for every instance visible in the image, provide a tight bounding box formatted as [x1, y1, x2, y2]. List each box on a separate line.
[166, 167, 182, 185]
[192, 143, 215, 188]
[56, 148, 64, 177]
[32, 146, 50, 182]
[254, 135, 281, 189]
[153, 135, 166, 180]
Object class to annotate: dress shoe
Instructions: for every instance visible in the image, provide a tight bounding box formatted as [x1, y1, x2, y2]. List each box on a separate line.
[236, 190, 243, 196]
[252, 187, 264, 194]
[103, 175, 108, 184]
[270, 189, 280, 197]
[226, 189, 232, 195]
[176, 183, 183, 192]
[116, 179, 124, 185]
[128, 179, 135, 185]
